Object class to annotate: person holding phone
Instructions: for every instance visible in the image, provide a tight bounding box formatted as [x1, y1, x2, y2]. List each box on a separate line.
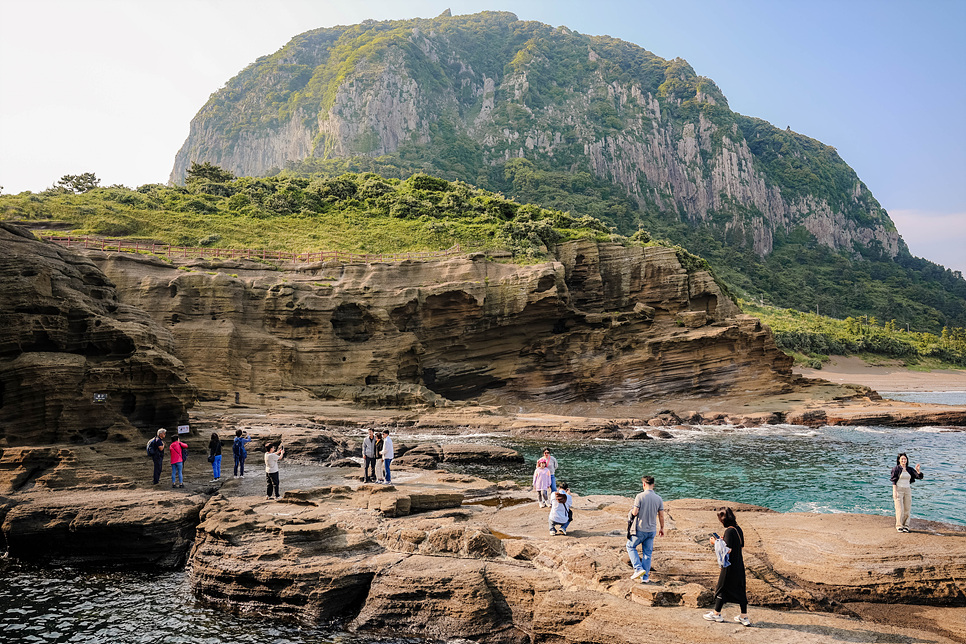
[703, 507, 750, 627]
[264, 443, 285, 500]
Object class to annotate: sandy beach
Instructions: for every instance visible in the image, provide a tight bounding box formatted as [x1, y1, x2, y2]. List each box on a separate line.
[795, 355, 966, 392]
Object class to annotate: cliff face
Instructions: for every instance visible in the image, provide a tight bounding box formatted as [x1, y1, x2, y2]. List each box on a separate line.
[170, 12, 899, 260]
[0, 224, 196, 445]
[88, 240, 793, 404]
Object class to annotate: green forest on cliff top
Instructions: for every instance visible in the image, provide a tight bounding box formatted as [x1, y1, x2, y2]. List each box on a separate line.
[2, 165, 965, 368]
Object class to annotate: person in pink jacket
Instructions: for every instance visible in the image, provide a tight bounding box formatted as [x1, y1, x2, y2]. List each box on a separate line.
[169, 436, 187, 488]
[532, 458, 552, 507]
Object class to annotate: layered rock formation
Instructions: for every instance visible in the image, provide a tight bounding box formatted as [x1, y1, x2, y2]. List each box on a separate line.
[180, 473, 966, 643]
[0, 224, 196, 447]
[83, 240, 794, 405]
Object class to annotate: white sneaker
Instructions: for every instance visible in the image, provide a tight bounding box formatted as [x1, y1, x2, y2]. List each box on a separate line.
[631, 569, 646, 580]
[703, 612, 723, 622]
[734, 615, 751, 627]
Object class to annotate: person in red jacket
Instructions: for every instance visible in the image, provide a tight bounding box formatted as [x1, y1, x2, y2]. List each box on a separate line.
[169, 435, 188, 488]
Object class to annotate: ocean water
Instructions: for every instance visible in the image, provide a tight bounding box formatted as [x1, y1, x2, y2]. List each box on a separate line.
[2, 391, 963, 642]
[880, 391, 966, 406]
[0, 565, 416, 644]
[468, 423, 965, 526]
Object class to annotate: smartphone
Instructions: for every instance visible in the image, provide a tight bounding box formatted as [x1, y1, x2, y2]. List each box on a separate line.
[711, 532, 720, 539]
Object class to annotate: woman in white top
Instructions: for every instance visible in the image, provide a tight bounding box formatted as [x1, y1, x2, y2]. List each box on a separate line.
[889, 452, 924, 532]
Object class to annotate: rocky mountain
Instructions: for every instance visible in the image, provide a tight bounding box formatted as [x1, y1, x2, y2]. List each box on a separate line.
[171, 11, 898, 264]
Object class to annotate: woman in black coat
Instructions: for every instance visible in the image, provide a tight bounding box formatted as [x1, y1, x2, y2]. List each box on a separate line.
[703, 507, 750, 627]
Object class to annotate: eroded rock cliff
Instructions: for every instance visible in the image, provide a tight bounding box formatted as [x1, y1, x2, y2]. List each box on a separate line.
[0, 224, 196, 446]
[84, 240, 793, 404]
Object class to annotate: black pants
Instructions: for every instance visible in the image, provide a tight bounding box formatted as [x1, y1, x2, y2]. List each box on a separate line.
[152, 456, 163, 483]
[266, 471, 280, 497]
[714, 596, 748, 613]
[364, 456, 377, 481]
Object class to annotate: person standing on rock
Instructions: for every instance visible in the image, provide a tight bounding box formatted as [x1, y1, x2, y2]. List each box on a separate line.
[626, 475, 664, 584]
[381, 430, 394, 485]
[891, 452, 924, 533]
[532, 458, 552, 507]
[265, 442, 285, 499]
[169, 434, 188, 488]
[148, 428, 166, 485]
[374, 432, 385, 483]
[558, 481, 574, 529]
[704, 507, 751, 627]
[362, 428, 378, 483]
[542, 448, 559, 490]
[208, 433, 222, 482]
[232, 429, 251, 478]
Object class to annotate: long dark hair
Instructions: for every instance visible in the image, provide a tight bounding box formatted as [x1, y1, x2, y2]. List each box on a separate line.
[896, 452, 908, 466]
[717, 507, 738, 528]
[209, 433, 220, 448]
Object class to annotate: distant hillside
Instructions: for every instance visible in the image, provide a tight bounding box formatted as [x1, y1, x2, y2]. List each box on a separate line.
[169, 11, 966, 332]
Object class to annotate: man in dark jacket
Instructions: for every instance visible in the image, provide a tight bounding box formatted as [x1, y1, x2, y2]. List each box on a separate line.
[148, 428, 166, 484]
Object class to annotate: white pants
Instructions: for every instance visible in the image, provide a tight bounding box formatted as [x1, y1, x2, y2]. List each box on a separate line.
[893, 485, 912, 529]
[376, 458, 385, 482]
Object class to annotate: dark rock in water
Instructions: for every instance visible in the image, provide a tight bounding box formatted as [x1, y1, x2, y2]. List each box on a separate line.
[1, 489, 202, 569]
[646, 429, 674, 439]
[442, 444, 523, 464]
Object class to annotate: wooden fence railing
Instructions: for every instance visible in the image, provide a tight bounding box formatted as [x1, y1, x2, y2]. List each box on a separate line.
[43, 236, 461, 264]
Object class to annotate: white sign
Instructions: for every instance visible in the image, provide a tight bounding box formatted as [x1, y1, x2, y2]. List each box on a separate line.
[177, 425, 190, 434]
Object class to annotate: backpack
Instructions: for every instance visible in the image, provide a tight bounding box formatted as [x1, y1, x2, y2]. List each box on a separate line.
[181, 442, 188, 461]
[146, 438, 158, 457]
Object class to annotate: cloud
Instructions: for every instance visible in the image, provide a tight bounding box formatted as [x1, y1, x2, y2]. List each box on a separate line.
[888, 210, 966, 276]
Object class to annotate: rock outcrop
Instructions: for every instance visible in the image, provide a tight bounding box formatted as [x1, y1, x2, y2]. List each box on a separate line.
[180, 475, 966, 643]
[0, 223, 196, 447]
[83, 240, 793, 406]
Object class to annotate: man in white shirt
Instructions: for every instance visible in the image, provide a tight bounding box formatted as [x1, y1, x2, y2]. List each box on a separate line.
[381, 430, 394, 485]
[264, 443, 285, 499]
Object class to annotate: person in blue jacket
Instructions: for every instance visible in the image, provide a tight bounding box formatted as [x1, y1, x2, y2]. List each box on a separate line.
[890, 452, 924, 533]
[233, 429, 252, 478]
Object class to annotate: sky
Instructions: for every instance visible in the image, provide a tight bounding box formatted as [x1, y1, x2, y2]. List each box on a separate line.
[1, 0, 964, 274]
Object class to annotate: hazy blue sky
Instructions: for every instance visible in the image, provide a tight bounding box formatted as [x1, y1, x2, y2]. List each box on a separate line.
[1, 0, 963, 273]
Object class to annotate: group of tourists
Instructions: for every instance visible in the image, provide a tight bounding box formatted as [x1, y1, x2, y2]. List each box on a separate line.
[147, 427, 284, 499]
[530, 448, 572, 535]
[361, 428, 394, 484]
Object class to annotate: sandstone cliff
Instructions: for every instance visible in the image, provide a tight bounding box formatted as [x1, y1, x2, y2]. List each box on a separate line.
[83, 240, 793, 404]
[0, 224, 196, 446]
[170, 12, 899, 260]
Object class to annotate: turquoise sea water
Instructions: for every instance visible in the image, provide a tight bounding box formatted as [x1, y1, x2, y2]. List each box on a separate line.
[2, 391, 963, 642]
[463, 423, 964, 526]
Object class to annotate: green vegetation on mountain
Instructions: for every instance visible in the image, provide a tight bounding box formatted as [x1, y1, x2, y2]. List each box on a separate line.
[745, 301, 966, 369]
[0, 168, 708, 271]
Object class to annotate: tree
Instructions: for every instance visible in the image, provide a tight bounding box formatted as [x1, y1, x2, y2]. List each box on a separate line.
[56, 172, 100, 193]
[186, 161, 235, 184]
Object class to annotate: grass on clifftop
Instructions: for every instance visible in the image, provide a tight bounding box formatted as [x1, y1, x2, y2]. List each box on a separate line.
[744, 300, 966, 369]
[0, 167, 714, 275]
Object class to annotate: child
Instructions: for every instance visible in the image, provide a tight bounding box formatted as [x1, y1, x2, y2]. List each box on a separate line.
[265, 443, 285, 500]
[532, 458, 552, 507]
[549, 491, 571, 535]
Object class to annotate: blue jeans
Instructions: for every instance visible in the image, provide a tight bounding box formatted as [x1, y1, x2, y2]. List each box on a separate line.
[550, 474, 557, 491]
[549, 516, 571, 533]
[211, 454, 221, 479]
[384, 458, 393, 483]
[171, 461, 183, 486]
[627, 531, 656, 578]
